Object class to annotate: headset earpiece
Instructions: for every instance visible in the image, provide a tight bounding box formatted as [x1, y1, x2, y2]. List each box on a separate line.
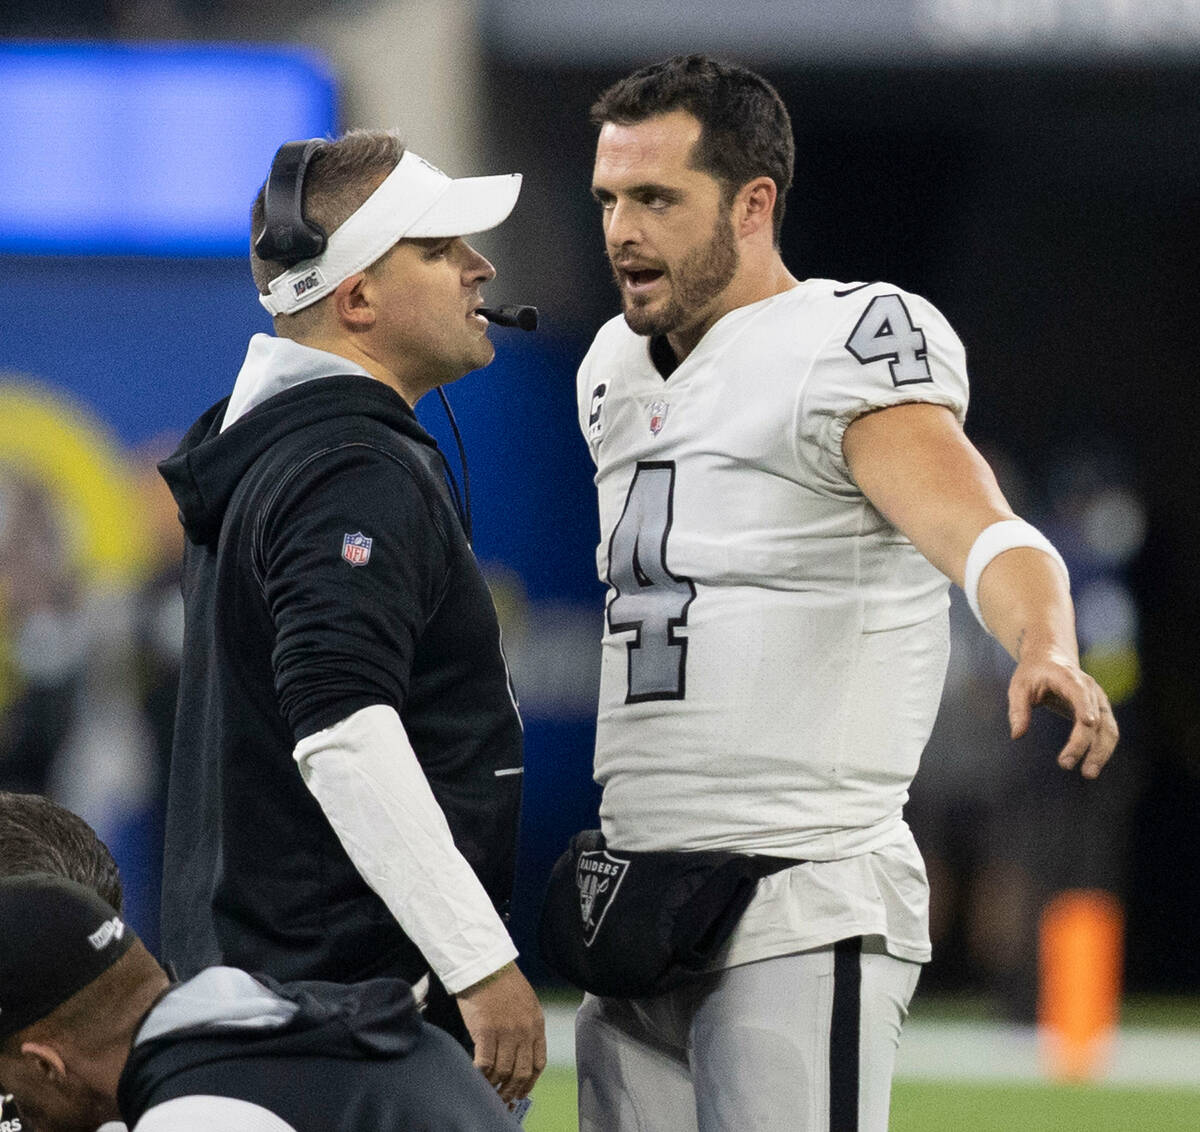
[254, 139, 328, 266]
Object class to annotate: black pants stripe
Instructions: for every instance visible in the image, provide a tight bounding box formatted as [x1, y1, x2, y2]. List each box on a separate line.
[829, 935, 863, 1131]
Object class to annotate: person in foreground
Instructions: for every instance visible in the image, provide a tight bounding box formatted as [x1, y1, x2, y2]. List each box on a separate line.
[571, 56, 1118, 1130]
[0, 874, 523, 1131]
[0, 790, 128, 1132]
[156, 129, 544, 1102]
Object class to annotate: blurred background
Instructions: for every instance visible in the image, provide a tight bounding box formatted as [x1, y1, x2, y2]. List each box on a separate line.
[0, 0, 1197, 1088]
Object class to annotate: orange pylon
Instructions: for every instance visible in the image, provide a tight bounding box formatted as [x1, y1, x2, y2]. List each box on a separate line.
[1038, 889, 1124, 1081]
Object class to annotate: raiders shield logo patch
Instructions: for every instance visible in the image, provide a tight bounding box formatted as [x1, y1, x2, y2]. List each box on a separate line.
[576, 849, 629, 946]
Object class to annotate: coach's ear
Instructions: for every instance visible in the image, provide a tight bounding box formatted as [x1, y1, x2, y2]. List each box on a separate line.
[734, 176, 777, 241]
[331, 271, 374, 331]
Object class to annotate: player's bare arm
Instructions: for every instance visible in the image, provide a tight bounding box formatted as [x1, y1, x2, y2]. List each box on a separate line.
[843, 401, 1118, 779]
[456, 961, 547, 1104]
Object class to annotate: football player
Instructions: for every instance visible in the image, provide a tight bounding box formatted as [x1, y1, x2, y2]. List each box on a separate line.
[573, 54, 1117, 1131]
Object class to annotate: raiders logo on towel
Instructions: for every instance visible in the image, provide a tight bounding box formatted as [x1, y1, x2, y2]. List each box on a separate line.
[576, 849, 629, 947]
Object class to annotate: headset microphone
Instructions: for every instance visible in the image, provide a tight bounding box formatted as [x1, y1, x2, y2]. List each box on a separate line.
[478, 305, 539, 331]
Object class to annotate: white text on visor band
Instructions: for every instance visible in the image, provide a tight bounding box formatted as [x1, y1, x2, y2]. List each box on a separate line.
[260, 150, 522, 317]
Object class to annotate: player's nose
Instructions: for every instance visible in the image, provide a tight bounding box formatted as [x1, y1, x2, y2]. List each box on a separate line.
[604, 199, 642, 250]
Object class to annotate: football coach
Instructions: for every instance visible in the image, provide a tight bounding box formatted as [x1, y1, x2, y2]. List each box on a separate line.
[156, 129, 544, 1105]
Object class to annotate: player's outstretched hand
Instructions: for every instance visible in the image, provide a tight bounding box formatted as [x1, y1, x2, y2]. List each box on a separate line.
[1007, 647, 1118, 779]
[456, 961, 547, 1104]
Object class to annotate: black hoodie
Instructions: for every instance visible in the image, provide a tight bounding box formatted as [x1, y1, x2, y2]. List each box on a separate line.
[119, 970, 520, 1129]
[157, 374, 522, 990]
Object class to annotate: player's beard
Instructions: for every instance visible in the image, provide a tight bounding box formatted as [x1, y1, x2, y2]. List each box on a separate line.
[615, 207, 739, 339]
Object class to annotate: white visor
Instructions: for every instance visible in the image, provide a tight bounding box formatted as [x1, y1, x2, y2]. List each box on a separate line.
[260, 149, 522, 316]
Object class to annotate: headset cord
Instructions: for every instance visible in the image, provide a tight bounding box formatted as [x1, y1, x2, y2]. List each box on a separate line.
[436, 386, 472, 543]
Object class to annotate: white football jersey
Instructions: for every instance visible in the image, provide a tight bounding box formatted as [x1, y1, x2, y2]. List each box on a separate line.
[577, 280, 969, 961]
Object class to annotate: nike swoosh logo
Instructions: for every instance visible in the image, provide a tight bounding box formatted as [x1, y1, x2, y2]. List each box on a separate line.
[833, 282, 875, 297]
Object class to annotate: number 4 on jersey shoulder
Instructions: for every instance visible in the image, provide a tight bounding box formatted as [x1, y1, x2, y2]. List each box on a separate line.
[606, 461, 696, 703]
[844, 292, 933, 386]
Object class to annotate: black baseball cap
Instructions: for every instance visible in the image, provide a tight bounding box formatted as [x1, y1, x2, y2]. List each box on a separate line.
[0, 874, 136, 1041]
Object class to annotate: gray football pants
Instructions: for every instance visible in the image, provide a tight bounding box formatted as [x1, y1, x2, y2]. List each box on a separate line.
[575, 937, 921, 1132]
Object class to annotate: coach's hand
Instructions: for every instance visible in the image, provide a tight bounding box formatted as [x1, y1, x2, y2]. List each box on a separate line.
[456, 961, 547, 1103]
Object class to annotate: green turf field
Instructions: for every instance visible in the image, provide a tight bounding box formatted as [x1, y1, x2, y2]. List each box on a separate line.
[524, 1067, 1200, 1130]
[524, 1068, 573, 1131]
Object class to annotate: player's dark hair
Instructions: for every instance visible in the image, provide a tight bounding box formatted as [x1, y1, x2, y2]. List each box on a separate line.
[591, 55, 795, 244]
[0, 792, 123, 913]
[249, 129, 406, 299]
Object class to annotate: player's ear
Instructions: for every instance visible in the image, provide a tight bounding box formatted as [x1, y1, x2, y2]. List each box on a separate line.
[735, 177, 777, 241]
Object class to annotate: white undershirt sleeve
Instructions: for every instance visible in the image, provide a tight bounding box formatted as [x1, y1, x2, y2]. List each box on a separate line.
[292, 703, 517, 995]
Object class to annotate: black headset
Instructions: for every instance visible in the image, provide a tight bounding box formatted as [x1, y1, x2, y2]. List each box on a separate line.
[254, 139, 327, 266]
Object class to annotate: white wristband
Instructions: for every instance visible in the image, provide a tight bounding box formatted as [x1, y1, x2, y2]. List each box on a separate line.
[963, 518, 1069, 633]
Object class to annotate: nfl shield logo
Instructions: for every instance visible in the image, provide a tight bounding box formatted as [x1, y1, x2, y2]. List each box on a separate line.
[575, 849, 630, 947]
[649, 401, 669, 436]
[341, 531, 372, 567]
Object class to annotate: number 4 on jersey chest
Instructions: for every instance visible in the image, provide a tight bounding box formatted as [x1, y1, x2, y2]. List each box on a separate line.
[606, 461, 696, 703]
